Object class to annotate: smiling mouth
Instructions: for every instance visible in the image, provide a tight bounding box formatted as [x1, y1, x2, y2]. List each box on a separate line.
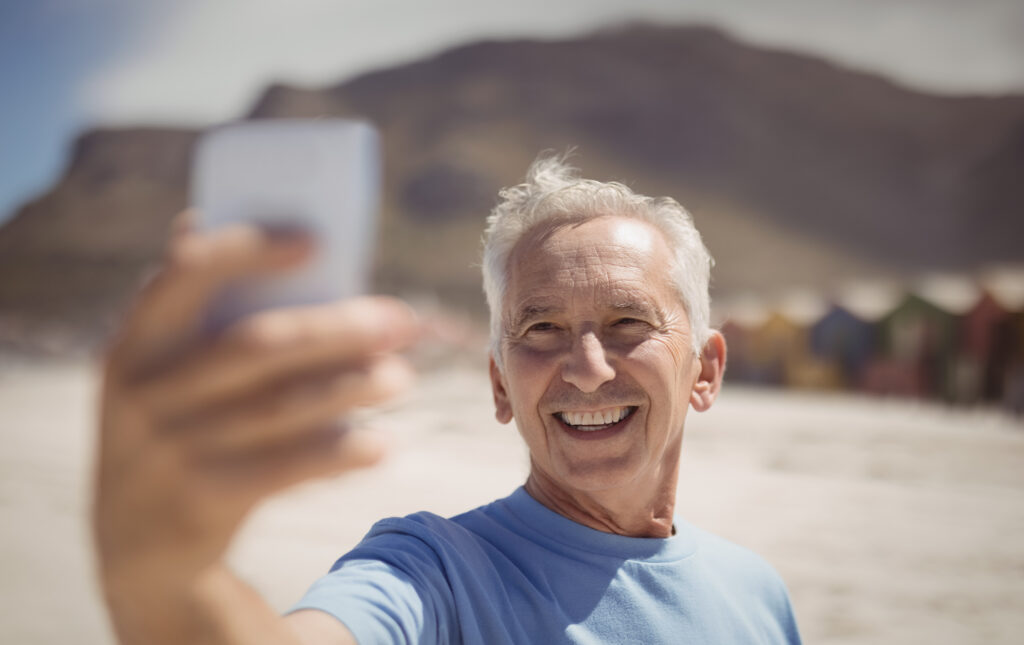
[555, 406, 637, 432]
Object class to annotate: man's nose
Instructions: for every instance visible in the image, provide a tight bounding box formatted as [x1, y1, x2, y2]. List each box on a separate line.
[561, 331, 615, 393]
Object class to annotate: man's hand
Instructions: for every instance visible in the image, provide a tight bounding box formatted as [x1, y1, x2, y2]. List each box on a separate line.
[93, 217, 417, 642]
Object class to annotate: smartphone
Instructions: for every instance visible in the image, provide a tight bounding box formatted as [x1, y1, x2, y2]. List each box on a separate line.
[191, 119, 380, 331]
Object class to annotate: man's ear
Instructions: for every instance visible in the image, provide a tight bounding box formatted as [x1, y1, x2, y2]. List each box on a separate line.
[690, 331, 726, 412]
[489, 355, 514, 424]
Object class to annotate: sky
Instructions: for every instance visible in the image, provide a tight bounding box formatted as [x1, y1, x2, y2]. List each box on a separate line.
[2, 0, 1023, 225]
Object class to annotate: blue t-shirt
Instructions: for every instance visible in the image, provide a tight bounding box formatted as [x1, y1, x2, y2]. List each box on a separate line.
[293, 487, 801, 644]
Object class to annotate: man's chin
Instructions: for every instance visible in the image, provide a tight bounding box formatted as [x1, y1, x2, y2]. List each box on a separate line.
[552, 459, 648, 493]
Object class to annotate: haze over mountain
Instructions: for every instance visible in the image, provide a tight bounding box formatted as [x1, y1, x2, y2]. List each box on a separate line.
[1, 24, 1022, 350]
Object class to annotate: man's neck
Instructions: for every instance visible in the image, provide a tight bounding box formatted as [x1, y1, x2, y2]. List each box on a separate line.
[523, 468, 678, 539]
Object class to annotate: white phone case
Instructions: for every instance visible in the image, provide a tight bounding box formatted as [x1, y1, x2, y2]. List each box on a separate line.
[191, 119, 380, 331]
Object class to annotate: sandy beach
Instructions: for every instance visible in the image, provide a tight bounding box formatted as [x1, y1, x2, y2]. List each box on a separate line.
[1, 356, 1022, 644]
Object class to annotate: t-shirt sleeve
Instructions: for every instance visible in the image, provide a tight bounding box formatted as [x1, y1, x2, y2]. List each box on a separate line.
[743, 554, 803, 644]
[288, 519, 458, 645]
[765, 575, 802, 645]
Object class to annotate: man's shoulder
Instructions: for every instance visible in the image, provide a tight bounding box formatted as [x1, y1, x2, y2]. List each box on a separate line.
[357, 510, 473, 552]
[327, 493, 524, 585]
[684, 520, 793, 600]
[352, 493, 514, 555]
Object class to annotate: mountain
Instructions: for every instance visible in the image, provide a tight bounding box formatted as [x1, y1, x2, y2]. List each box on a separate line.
[1, 24, 1022, 351]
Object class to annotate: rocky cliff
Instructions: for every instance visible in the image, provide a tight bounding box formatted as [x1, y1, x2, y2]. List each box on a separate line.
[1, 24, 1022, 351]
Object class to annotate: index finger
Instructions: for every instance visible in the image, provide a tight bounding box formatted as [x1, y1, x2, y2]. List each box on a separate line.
[109, 218, 313, 374]
[131, 296, 420, 415]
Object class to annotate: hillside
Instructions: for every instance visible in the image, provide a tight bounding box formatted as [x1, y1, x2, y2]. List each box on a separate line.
[1, 24, 1021, 350]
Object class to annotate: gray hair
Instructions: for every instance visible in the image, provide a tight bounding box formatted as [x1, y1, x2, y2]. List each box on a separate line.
[482, 154, 713, 366]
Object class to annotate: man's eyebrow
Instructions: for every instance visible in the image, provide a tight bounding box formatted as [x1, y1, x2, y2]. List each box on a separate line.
[508, 300, 668, 329]
[509, 303, 563, 330]
[610, 300, 665, 320]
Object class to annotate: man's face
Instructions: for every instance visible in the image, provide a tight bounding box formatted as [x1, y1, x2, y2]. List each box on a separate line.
[490, 215, 715, 495]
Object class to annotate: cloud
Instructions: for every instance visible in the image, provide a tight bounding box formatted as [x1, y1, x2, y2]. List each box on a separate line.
[59, 1, 1024, 134]
[79, 0, 628, 124]
[78, 0, 1024, 129]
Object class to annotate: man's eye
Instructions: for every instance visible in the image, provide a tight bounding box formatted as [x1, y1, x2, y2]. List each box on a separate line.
[613, 318, 646, 327]
[526, 322, 557, 333]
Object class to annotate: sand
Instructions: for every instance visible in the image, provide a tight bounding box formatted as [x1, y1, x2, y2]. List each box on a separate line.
[1, 357, 1022, 644]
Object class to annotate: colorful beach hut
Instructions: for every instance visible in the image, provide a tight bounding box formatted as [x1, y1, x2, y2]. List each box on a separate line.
[809, 304, 877, 387]
[862, 293, 956, 398]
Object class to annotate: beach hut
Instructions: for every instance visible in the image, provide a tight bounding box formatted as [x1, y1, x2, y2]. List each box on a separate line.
[746, 312, 797, 386]
[748, 309, 840, 389]
[719, 319, 756, 383]
[994, 309, 1024, 413]
[809, 304, 877, 387]
[834, 281, 903, 396]
[776, 290, 841, 390]
[981, 266, 1024, 410]
[867, 292, 958, 399]
[957, 292, 1011, 402]
[918, 275, 983, 403]
[715, 295, 772, 384]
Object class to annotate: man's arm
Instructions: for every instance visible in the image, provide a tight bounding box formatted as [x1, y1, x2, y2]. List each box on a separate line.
[93, 215, 417, 644]
[103, 562, 358, 644]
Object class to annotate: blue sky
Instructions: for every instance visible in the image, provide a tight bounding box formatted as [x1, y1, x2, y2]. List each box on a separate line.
[0, 2, 175, 221]
[2, 0, 1022, 225]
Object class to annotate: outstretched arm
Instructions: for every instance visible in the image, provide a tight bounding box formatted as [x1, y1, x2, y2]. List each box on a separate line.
[93, 216, 417, 644]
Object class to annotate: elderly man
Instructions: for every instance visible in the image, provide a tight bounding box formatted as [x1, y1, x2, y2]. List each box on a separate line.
[94, 156, 801, 644]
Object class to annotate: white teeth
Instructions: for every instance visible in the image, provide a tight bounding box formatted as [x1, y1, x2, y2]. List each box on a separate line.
[558, 407, 630, 429]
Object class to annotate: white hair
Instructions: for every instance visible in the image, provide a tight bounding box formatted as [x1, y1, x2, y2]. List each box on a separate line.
[482, 153, 714, 366]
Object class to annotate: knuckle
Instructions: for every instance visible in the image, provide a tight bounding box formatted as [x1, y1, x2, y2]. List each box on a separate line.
[148, 422, 190, 459]
[251, 394, 295, 427]
[233, 313, 301, 352]
[121, 374, 172, 416]
[231, 305, 333, 353]
[327, 365, 377, 408]
[259, 381, 336, 429]
[165, 234, 209, 273]
[105, 384, 158, 432]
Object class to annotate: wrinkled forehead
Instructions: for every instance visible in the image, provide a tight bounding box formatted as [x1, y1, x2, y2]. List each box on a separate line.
[512, 214, 660, 265]
[504, 215, 676, 311]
